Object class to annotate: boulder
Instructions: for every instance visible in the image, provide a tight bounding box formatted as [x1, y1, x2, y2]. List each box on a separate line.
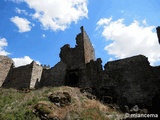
[34, 102, 60, 120]
[80, 87, 92, 93]
[80, 87, 96, 100]
[48, 92, 71, 107]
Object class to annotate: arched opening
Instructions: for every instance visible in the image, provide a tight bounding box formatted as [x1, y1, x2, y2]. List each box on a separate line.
[65, 69, 79, 87]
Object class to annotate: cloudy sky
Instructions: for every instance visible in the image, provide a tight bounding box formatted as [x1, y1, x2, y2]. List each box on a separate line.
[0, 0, 160, 67]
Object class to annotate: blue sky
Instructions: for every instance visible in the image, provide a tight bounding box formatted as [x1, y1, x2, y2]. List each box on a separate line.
[0, 0, 160, 67]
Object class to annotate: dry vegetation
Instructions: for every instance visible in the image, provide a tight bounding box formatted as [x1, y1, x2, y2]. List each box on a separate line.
[0, 86, 123, 120]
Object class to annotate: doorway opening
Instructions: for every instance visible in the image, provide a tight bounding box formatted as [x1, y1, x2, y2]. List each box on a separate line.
[65, 69, 79, 87]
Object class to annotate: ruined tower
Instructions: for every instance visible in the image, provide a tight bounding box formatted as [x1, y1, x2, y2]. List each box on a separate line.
[1, 26, 100, 89]
[76, 26, 95, 64]
[60, 26, 95, 69]
[58, 26, 96, 87]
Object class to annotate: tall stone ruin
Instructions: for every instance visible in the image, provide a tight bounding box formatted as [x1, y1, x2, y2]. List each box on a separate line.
[1, 26, 101, 89]
[0, 26, 160, 113]
[40, 26, 101, 88]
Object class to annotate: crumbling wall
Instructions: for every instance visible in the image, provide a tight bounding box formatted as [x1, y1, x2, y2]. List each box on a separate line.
[65, 68, 81, 87]
[82, 27, 95, 63]
[60, 26, 95, 70]
[101, 55, 158, 109]
[0, 55, 13, 87]
[60, 44, 84, 69]
[3, 61, 43, 89]
[86, 58, 103, 88]
[40, 61, 67, 87]
[5, 64, 32, 89]
[30, 61, 43, 89]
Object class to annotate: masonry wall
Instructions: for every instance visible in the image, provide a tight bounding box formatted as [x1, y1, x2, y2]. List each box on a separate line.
[82, 27, 95, 63]
[85, 58, 103, 88]
[60, 26, 95, 70]
[100, 55, 159, 109]
[3, 61, 43, 89]
[0, 55, 13, 87]
[60, 44, 84, 69]
[58, 26, 96, 88]
[6, 64, 32, 89]
[30, 62, 43, 89]
[40, 61, 67, 87]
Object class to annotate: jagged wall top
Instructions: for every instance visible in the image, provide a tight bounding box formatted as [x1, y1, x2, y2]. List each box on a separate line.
[82, 26, 95, 63]
[60, 26, 95, 69]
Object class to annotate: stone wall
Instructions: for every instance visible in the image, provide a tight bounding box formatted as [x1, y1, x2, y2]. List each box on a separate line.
[0, 55, 13, 87]
[81, 26, 95, 63]
[5, 64, 32, 89]
[100, 55, 159, 109]
[30, 61, 43, 89]
[60, 26, 95, 70]
[86, 58, 103, 88]
[40, 61, 67, 87]
[1, 26, 160, 113]
[3, 61, 43, 89]
[60, 44, 84, 69]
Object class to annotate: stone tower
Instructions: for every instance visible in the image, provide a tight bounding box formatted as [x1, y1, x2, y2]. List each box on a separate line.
[59, 26, 96, 87]
[60, 26, 95, 70]
[76, 26, 95, 64]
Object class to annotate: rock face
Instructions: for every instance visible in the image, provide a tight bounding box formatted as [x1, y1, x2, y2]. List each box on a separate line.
[0, 56, 13, 87]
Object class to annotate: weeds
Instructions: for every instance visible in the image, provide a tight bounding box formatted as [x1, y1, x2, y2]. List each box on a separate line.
[0, 87, 121, 120]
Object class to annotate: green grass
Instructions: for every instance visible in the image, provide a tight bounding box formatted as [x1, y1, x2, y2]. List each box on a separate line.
[0, 87, 122, 120]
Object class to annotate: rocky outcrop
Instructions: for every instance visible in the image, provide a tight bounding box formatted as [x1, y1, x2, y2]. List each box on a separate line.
[34, 92, 71, 120]
[80, 87, 96, 100]
[48, 92, 71, 107]
[34, 101, 60, 120]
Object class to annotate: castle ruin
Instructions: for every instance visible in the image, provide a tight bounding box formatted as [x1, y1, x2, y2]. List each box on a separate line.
[0, 26, 160, 113]
[1, 26, 102, 89]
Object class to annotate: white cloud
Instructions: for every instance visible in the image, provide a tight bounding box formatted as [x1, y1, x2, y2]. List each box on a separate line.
[96, 17, 112, 26]
[10, 16, 32, 32]
[18, 0, 88, 31]
[6, 0, 24, 3]
[42, 34, 46, 38]
[12, 56, 40, 67]
[0, 38, 10, 55]
[142, 19, 147, 25]
[96, 17, 160, 65]
[15, 7, 28, 15]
